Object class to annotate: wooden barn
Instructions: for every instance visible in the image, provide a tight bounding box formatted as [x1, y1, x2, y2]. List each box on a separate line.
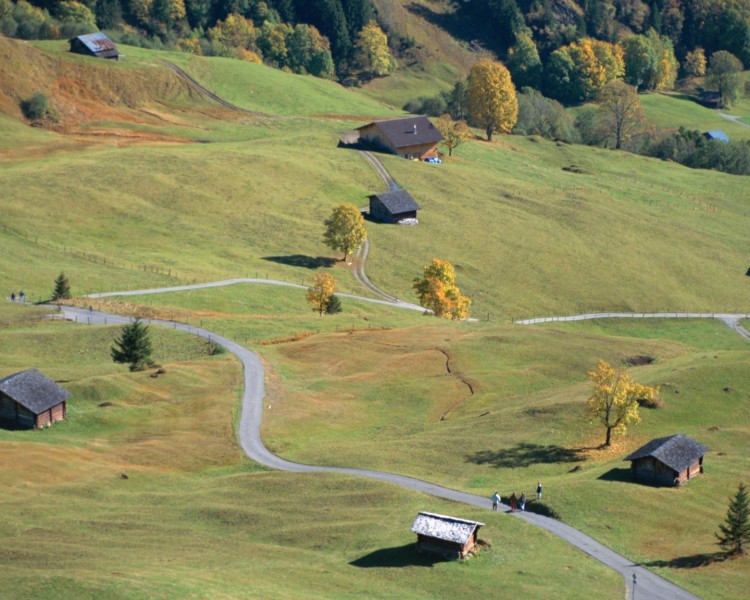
[625, 434, 708, 487]
[357, 116, 443, 160]
[411, 512, 484, 559]
[69, 32, 121, 59]
[0, 369, 70, 429]
[369, 189, 420, 223]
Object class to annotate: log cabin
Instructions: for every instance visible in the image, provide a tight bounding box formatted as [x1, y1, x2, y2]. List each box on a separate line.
[411, 512, 484, 559]
[0, 369, 70, 428]
[625, 434, 708, 486]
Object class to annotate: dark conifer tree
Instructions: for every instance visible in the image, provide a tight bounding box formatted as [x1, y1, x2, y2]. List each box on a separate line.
[52, 272, 71, 301]
[717, 482, 750, 557]
[111, 318, 155, 372]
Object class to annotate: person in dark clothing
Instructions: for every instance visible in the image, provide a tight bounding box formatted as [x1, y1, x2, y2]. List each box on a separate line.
[537, 481, 542, 499]
[510, 492, 518, 512]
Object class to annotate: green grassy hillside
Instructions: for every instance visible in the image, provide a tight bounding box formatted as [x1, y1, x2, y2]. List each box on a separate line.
[1, 38, 749, 600]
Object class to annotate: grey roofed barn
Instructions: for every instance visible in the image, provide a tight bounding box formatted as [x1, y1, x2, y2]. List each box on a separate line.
[370, 190, 420, 214]
[358, 116, 443, 149]
[0, 369, 71, 415]
[625, 434, 708, 473]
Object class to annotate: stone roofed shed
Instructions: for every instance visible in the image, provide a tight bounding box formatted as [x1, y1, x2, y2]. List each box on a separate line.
[369, 189, 420, 224]
[0, 369, 70, 428]
[357, 116, 443, 160]
[411, 512, 484, 559]
[625, 434, 708, 486]
[69, 32, 121, 59]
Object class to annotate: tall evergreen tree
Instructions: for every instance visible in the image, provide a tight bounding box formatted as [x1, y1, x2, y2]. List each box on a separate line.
[111, 318, 155, 372]
[716, 482, 750, 557]
[52, 272, 71, 301]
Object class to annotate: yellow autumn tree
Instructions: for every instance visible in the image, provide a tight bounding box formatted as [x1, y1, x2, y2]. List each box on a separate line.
[355, 21, 395, 79]
[412, 259, 471, 320]
[435, 114, 473, 157]
[323, 203, 367, 262]
[306, 272, 336, 316]
[568, 38, 624, 101]
[467, 58, 518, 141]
[208, 14, 257, 56]
[587, 360, 659, 447]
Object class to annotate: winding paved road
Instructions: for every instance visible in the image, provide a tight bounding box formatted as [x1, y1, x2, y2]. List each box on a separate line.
[56, 289, 707, 600]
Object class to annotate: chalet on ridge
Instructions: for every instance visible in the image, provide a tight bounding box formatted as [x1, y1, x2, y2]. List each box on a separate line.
[0, 369, 70, 429]
[357, 116, 443, 160]
[411, 512, 484, 559]
[625, 434, 708, 487]
[369, 189, 420, 223]
[69, 32, 121, 59]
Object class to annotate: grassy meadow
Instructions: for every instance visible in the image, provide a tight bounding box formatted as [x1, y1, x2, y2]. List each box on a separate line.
[1, 37, 750, 599]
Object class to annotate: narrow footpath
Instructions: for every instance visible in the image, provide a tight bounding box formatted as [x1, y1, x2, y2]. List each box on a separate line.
[57, 300, 701, 600]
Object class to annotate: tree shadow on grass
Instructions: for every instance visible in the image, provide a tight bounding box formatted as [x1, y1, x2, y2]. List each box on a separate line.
[350, 543, 447, 568]
[262, 255, 338, 269]
[639, 552, 726, 569]
[466, 443, 585, 468]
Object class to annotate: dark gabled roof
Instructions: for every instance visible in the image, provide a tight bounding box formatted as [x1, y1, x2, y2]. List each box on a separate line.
[704, 129, 729, 142]
[625, 434, 708, 473]
[411, 512, 484, 544]
[71, 32, 120, 58]
[358, 116, 443, 149]
[369, 189, 420, 214]
[0, 369, 70, 415]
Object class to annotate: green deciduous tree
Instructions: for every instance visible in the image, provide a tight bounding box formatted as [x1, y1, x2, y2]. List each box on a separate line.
[515, 88, 579, 142]
[707, 50, 744, 107]
[623, 34, 658, 89]
[716, 482, 750, 557]
[354, 20, 394, 79]
[306, 272, 336, 316]
[467, 58, 518, 141]
[111, 318, 154, 371]
[597, 80, 649, 149]
[323, 203, 367, 262]
[435, 114, 473, 156]
[52, 272, 71, 300]
[412, 258, 471, 320]
[506, 30, 542, 90]
[587, 360, 657, 446]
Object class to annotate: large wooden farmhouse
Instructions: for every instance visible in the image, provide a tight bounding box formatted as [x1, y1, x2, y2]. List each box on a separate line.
[0, 369, 70, 428]
[625, 434, 708, 486]
[69, 32, 121, 59]
[411, 512, 484, 559]
[357, 116, 443, 160]
[369, 189, 420, 223]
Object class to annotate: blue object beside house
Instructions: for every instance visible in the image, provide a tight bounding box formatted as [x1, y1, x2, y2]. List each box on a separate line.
[703, 130, 729, 142]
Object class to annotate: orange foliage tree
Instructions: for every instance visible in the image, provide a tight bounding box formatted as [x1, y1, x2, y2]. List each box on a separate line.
[412, 259, 471, 320]
[467, 58, 518, 141]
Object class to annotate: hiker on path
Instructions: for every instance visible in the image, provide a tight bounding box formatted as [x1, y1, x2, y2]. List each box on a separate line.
[19, 290, 24, 303]
[510, 492, 518, 512]
[537, 481, 542, 499]
[10, 292, 15, 302]
[519, 492, 526, 511]
[491, 491, 501, 511]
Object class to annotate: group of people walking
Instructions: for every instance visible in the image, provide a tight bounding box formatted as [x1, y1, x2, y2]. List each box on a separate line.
[491, 481, 542, 512]
[8, 290, 24, 302]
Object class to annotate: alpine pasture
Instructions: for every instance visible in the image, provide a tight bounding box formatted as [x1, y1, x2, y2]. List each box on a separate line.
[1, 36, 749, 599]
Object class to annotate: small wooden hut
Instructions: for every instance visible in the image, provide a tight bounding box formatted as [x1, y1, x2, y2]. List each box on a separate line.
[625, 434, 708, 486]
[0, 369, 70, 428]
[69, 32, 121, 59]
[369, 189, 420, 223]
[411, 512, 484, 559]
